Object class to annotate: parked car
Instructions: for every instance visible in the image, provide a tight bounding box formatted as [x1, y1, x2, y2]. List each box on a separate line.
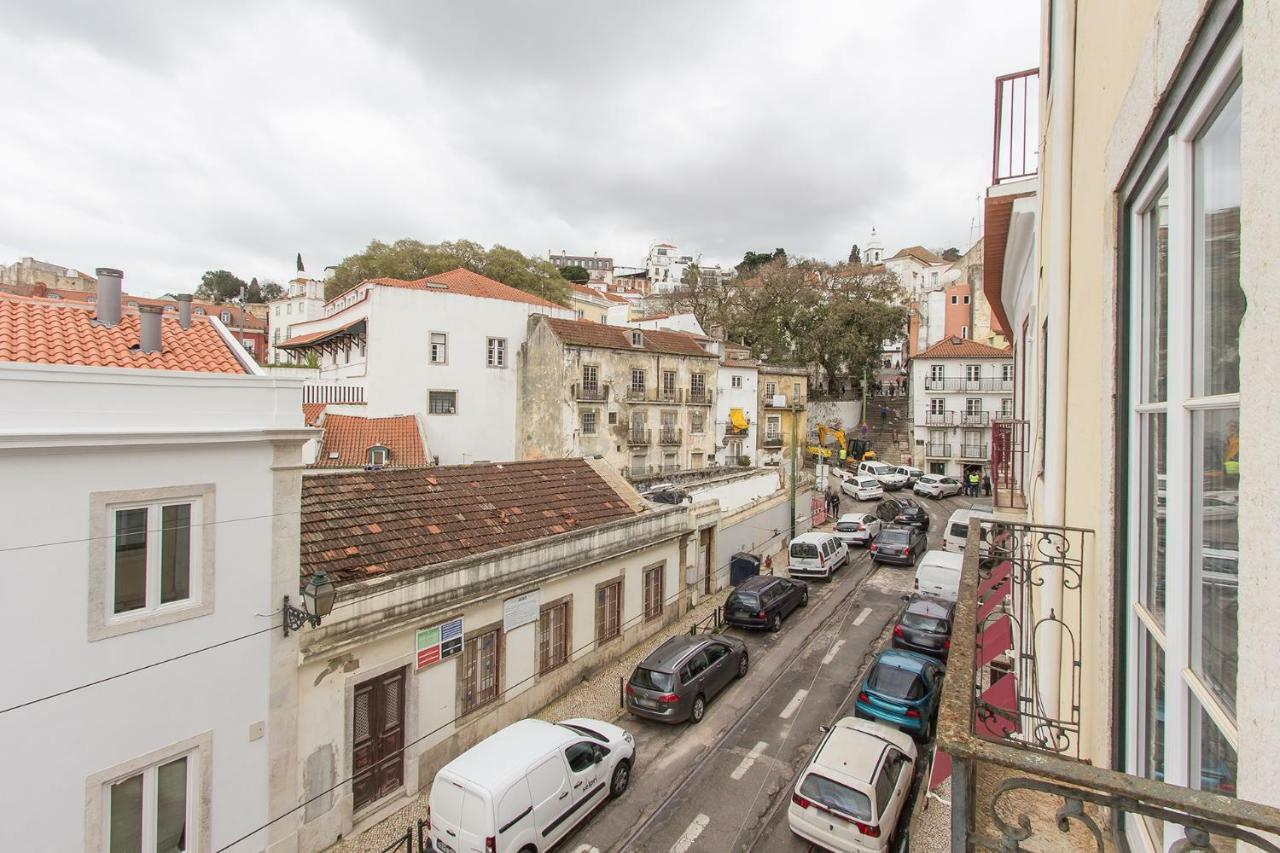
[912, 550, 965, 602]
[842, 476, 884, 502]
[892, 465, 925, 486]
[788, 531, 849, 580]
[875, 497, 930, 532]
[891, 595, 955, 660]
[869, 525, 927, 567]
[913, 474, 962, 499]
[788, 717, 917, 852]
[942, 508, 993, 557]
[626, 634, 749, 724]
[427, 717, 635, 853]
[725, 575, 808, 631]
[834, 512, 881, 547]
[853, 649, 945, 739]
[857, 460, 909, 491]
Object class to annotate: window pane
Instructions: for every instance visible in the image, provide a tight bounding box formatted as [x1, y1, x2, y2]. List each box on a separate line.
[157, 757, 189, 853]
[1193, 86, 1243, 397]
[114, 508, 148, 614]
[1192, 699, 1237, 797]
[1139, 628, 1165, 840]
[109, 772, 144, 853]
[1145, 186, 1169, 402]
[160, 504, 192, 605]
[1143, 414, 1166, 625]
[1192, 408, 1238, 718]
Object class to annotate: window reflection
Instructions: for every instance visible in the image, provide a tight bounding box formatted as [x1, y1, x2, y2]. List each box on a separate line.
[1193, 408, 1239, 718]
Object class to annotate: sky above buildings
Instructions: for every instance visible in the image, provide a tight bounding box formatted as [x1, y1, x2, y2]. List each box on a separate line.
[0, 1, 1039, 296]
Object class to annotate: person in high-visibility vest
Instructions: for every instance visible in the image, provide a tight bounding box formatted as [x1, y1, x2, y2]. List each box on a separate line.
[1224, 420, 1240, 481]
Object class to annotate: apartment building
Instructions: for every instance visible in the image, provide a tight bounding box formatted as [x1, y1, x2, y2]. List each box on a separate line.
[0, 255, 97, 292]
[938, 2, 1280, 850]
[517, 316, 719, 479]
[757, 364, 808, 467]
[548, 249, 614, 287]
[267, 275, 326, 364]
[909, 336, 1013, 478]
[716, 344, 760, 468]
[0, 273, 312, 853]
[276, 268, 575, 465]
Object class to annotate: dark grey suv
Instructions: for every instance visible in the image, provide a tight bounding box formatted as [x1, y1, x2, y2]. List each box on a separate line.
[625, 634, 749, 724]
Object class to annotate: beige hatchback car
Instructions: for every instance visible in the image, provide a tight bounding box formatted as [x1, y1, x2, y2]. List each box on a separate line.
[788, 717, 917, 851]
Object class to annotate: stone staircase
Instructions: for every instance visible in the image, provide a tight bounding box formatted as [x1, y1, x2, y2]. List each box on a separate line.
[858, 393, 912, 464]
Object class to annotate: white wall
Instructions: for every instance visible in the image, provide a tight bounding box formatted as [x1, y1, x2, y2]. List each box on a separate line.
[910, 356, 1012, 477]
[624, 313, 706, 336]
[716, 364, 759, 466]
[686, 469, 783, 516]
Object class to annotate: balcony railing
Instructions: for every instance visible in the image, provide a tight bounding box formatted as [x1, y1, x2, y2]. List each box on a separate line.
[626, 428, 651, 446]
[658, 427, 682, 445]
[762, 434, 783, 448]
[926, 442, 952, 457]
[763, 394, 804, 409]
[926, 378, 1014, 392]
[961, 411, 990, 427]
[960, 443, 989, 459]
[992, 418, 1029, 510]
[687, 387, 713, 405]
[992, 68, 1039, 185]
[938, 522, 1280, 852]
[625, 387, 686, 404]
[303, 382, 365, 404]
[926, 412, 957, 426]
[573, 382, 609, 402]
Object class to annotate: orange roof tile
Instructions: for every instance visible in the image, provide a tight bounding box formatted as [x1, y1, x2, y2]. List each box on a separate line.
[0, 294, 248, 373]
[302, 403, 326, 426]
[889, 246, 945, 265]
[542, 317, 716, 358]
[312, 413, 427, 469]
[916, 336, 1013, 359]
[365, 268, 565, 310]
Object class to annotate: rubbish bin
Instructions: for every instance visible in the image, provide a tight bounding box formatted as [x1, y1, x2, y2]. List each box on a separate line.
[729, 552, 762, 586]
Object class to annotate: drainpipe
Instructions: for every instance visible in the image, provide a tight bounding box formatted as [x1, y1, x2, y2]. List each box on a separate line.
[1039, 0, 1077, 745]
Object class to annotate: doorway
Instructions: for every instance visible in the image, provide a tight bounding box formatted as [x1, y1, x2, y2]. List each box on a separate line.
[352, 668, 406, 812]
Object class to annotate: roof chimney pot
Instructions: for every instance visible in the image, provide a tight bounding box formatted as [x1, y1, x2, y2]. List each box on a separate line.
[139, 305, 163, 354]
[176, 293, 193, 329]
[93, 267, 123, 327]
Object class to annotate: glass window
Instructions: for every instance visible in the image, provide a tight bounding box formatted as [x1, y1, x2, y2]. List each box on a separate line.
[1142, 414, 1167, 625]
[113, 508, 148, 614]
[1191, 408, 1238, 716]
[581, 410, 598, 435]
[731, 375, 742, 389]
[109, 755, 190, 853]
[566, 743, 596, 773]
[630, 368, 645, 393]
[595, 579, 622, 643]
[428, 391, 457, 414]
[486, 337, 507, 368]
[159, 504, 191, 605]
[1192, 697, 1237, 796]
[798, 773, 871, 822]
[644, 565, 664, 621]
[538, 601, 569, 674]
[430, 332, 447, 364]
[113, 503, 194, 616]
[582, 365, 598, 390]
[1143, 186, 1170, 402]
[460, 629, 499, 714]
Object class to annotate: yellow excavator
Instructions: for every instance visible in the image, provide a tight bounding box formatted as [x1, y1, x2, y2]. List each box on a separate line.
[810, 424, 875, 466]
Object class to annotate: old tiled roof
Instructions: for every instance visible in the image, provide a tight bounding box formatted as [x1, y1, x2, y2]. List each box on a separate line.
[570, 283, 605, 300]
[312, 413, 427, 470]
[917, 336, 1012, 359]
[302, 403, 326, 426]
[365, 267, 565, 310]
[542, 317, 715, 358]
[599, 290, 630, 304]
[300, 458, 641, 583]
[0, 286, 267, 329]
[277, 317, 366, 349]
[0, 293, 249, 373]
[889, 246, 945, 265]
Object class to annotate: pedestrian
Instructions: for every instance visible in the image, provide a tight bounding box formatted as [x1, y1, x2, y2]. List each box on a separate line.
[880, 405, 888, 423]
[968, 470, 980, 496]
[982, 473, 992, 497]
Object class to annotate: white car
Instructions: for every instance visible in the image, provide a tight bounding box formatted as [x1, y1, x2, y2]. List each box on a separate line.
[914, 474, 962, 499]
[842, 476, 884, 501]
[788, 717, 917, 851]
[892, 465, 924, 486]
[858, 461, 908, 491]
[833, 513, 882, 547]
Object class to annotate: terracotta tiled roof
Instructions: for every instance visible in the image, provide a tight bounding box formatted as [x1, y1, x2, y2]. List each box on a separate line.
[365, 268, 565, 310]
[311, 413, 427, 469]
[542, 317, 715, 358]
[889, 246, 945, 265]
[599, 290, 629, 304]
[300, 458, 641, 584]
[302, 403, 326, 426]
[277, 317, 366, 349]
[916, 337, 1012, 359]
[0, 293, 248, 373]
[0, 286, 266, 328]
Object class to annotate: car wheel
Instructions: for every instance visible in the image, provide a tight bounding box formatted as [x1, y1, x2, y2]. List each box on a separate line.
[799, 588, 809, 607]
[770, 613, 783, 632]
[690, 694, 706, 724]
[610, 759, 632, 798]
[737, 652, 749, 678]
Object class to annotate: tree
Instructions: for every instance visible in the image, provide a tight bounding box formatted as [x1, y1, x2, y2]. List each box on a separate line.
[559, 265, 590, 284]
[195, 270, 248, 303]
[848, 244, 861, 264]
[941, 247, 962, 262]
[735, 247, 788, 275]
[324, 238, 570, 306]
[257, 280, 285, 301]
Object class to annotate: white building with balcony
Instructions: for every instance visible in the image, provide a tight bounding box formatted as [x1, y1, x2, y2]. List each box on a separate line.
[910, 336, 1012, 478]
[714, 343, 760, 468]
[267, 275, 326, 364]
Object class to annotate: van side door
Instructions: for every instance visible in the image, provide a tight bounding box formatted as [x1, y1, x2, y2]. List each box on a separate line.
[528, 753, 573, 842]
[562, 741, 609, 830]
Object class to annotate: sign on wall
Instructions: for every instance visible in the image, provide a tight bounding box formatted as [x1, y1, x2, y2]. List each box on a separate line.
[416, 617, 464, 671]
[503, 590, 541, 633]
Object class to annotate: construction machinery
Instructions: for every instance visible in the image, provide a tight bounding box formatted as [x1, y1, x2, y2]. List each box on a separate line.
[810, 424, 875, 465]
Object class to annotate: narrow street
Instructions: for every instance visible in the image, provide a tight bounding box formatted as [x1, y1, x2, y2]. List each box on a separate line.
[560, 493, 969, 853]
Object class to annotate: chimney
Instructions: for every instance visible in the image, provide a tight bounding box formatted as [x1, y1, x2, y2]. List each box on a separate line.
[176, 293, 192, 329]
[94, 267, 123, 327]
[139, 305, 163, 354]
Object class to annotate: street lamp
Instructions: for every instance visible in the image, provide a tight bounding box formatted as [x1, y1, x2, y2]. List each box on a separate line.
[282, 570, 337, 636]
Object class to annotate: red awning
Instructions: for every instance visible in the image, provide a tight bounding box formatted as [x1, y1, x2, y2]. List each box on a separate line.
[977, 614, 1013, 668]
[976, 673, 1020, 740]
[929, 746, 952, 790]
[979, 560, 1012, 599]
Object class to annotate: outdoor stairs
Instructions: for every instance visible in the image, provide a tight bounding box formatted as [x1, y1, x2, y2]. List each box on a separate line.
[860, 392, 912, 465]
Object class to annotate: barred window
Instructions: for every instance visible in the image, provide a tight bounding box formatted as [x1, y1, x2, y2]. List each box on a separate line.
[643, 564, 664, 621]
[428, 391, 457, 415]
[595, 579, 622, 644]
[539, 601, 569, 674]
[459, 627, 500, 715]
[582, 410, 598, 435]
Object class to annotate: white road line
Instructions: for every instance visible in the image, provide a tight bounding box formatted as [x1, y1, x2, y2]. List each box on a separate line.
[852, 606, 873, 626]
[670, 814, 710, 853]
[572, 846, 600, 853]
[730, 741, 770, 780]
[821, 639, 846, 665]
[778, 689, 808, 719]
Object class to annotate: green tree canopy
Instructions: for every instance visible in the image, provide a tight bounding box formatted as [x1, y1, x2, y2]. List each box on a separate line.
[735, 247, 788, 275]
[848, 244, 861, 264]
[324, 238, 571, 305]
[257, 280, 285, 301]
[940, 247, 962, 262]
[195, 270, 248, 303]
[559, 265, 589, 284]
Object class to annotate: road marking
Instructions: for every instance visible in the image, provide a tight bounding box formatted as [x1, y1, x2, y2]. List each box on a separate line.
[572, 846, 600, 853]
[778, 689, 808, 719]
[821, 639, 846, 665]
[670, 814, 710, 853]
[730, 741, 769, 780]
[852, 606, 873, 626]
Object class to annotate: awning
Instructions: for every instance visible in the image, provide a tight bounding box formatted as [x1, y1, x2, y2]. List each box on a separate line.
[730, 408, 749, 430]
[928, 746, 952, 790]
[278, 318, 367, 350]
[977, 560, 1013, 623]
[976, 673, 1020, 740]
[976, 614, 1013, 669]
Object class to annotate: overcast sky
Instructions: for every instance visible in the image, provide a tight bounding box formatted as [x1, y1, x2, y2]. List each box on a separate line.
[0, 1, 1038, 296]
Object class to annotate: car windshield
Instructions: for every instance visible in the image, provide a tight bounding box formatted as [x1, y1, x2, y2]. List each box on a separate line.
[865, 464, 890, 475]
[630, 667, 674, 692]
[798, 772, 872, 822]
[868, 664, 925, 699]
[877, 528, 911, 544]
[950, 522, 969, 538]
[902, 612, 947, 633]
[729, 591, 760, 608]
[791, 542, 820, 559]
[559, 723, 607, 742]
[834, 521, 861, 532]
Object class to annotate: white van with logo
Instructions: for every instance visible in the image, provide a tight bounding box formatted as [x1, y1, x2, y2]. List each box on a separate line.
[857, 460, 908, 491]
[942, 508, 993, 558]
[788, 532, 849, 580]
[427, 717, 634, 853]
[912, 550, 965, 602]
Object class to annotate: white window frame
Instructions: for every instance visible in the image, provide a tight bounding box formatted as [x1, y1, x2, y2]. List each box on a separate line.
[765, 414, 782, 439]
[88, 485, 215, 641]
[428, 390, 458, 415]
[487, 337, 507, 368]
[368, 445, 389, 466]
[219, 310, 231, 323]
[429, 331, 448, 365]
[581, 410, 598, 435]
[731, 375, 743, 389]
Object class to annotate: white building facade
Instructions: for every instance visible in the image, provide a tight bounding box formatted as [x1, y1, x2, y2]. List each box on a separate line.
[714, 344, 760, 467]
[267, 276, 326, 365]
[909, 336, 1013, 478]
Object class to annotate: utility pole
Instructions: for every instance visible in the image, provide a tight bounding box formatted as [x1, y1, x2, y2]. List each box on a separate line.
[861, 365, 869, 427]
[789, 402, 799, 541]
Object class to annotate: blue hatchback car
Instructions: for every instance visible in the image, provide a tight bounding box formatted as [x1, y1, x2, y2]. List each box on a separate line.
[853, 650, 945, 739]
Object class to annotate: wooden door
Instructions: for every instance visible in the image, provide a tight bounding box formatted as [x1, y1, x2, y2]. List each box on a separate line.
[352, 668, 406, 812]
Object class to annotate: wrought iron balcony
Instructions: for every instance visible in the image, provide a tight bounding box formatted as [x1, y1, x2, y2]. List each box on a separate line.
[925, 378, 1014, 393]
[624, 385, 648, 402]
[937, 522, 1280, 852]
[573, 382, 609, 402]
[992, 418, 1028, 510]
[687, 387, 713, 405]
[926, 442, 952, 457]
[762, 434, 784, 448]
[658, 427, 682, 445]
[961, 411, 990, 426]
[926, 412, 957, 426]
[960, 443, 989, 459]
[626, 428, 651, 446]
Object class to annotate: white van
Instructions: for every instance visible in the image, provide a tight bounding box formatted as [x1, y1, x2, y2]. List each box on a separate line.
[857, 460, 908, 491]
[942, 508, 993, 557]
[789, 531, 849, 580]
[427, 717, 634, 853]
[913, 550, 965, 602]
